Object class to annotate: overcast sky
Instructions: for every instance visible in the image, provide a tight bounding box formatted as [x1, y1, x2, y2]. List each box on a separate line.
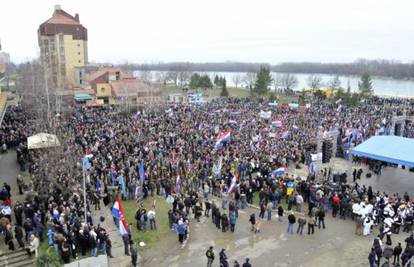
[1, 0, 414, 64]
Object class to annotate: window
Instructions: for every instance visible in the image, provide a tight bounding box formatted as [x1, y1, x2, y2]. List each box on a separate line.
[101, 88, 105, 92]
[78, 52, 81, 55]
[78, 60, 81, 63]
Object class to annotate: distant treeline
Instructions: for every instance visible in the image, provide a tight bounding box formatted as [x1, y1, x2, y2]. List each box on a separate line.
[119, 59, 414, 79]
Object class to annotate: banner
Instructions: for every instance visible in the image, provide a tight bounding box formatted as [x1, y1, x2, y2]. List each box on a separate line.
[311, 153, 322, 162]
[259, 110, 272, 119]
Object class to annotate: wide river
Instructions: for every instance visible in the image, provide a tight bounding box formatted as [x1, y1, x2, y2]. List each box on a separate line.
[134, 71, 414, 98]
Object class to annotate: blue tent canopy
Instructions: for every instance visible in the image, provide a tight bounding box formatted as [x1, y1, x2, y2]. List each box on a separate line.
[352, 136, 414, 167]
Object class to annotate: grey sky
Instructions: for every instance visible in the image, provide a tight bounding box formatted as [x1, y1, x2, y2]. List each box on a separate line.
[1, 0, 414, 64]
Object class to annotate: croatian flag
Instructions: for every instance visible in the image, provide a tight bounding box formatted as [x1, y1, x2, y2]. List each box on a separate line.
[111, 197, 129, 236]
[227, 173, 239, 193]
[292, 125, 299, 131]
[272, 167, 285, 176]
[214, 129, 231, 149]
[272, 120, 283, 128]
[282, 130, 289, 139]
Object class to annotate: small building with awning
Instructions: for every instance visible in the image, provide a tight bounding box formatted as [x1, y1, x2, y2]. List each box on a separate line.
[74, 93, 93, 102]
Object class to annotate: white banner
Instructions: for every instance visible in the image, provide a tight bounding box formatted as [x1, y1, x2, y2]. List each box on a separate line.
[311, 152, 322, 162]
[259, 110, 272, 119]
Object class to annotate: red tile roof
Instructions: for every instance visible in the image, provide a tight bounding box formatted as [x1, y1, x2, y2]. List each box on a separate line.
[38, 7, 87, 41]
[42, 9, 80, 25]
[111, 79, 143, 98]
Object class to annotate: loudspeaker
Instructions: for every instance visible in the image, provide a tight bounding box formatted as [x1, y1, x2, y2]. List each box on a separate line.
[395, 123, 401, 136]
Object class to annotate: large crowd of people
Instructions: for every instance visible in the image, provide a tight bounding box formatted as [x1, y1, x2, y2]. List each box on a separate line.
[0, 96, 413, 266]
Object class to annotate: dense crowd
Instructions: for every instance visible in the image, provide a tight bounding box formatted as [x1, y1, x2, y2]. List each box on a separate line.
[0, 96, 413, 266]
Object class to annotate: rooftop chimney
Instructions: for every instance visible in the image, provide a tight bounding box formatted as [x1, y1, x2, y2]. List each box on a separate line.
[54, 5, 62, 11]
[75, 13, 79, 22]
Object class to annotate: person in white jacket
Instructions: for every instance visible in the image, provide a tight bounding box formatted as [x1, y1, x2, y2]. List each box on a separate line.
[26, 234, 39, 257]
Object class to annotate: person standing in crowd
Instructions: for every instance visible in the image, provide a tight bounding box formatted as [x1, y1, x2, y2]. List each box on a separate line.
[308, 215, 315, 235]
[122, 232, 130, 256]
[368, 247, 378, 267]
[230, 212, 237, 233]
[393, 242, 402, 265]
[297, 214, 306, 235]
[206, 246, 215, 267]
[242, 258, 252, 267]
[148, 208, 156, 230]
[249, 214, 256, 232]
[220, 248, 229, 267]
[130, 240, 138, 267]
[26, 234, 39, 257]
[177, 221, 186, 244]
[278, 205, 284, 222]
[317, 209, 326, 229]
[287, 212, 296, 235]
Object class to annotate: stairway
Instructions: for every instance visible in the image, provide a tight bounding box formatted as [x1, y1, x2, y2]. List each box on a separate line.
[0, 249, 34, 267]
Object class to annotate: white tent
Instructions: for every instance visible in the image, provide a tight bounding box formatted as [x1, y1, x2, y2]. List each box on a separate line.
[27, 133, 60, 150]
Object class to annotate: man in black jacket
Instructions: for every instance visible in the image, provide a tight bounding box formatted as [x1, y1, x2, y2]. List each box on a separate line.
[317, 209, 326, 229]
[393, 242, 402, 265]
[287, 212, 296, 234]
[242, 258, 252, 267]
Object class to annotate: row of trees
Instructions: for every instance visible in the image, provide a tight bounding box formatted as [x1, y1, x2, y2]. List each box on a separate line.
[252, 66, 374, 97]
[126, 58, 414, 79]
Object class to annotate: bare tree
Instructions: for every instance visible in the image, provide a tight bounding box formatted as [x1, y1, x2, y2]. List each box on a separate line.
[232, 74, 242, 88]
[139, 64, 153, 84]
[272, 73, 283, 90]
[307, 75, 323, 89]
[243, 72, 256, 89]
[327, 75, 341, 90]
[155, 71, 168, 85]
[16, 60, 55, 128]
[176, 63, 192, 88]
[280, 73, 298, 90]
[167, 70, 179, 86]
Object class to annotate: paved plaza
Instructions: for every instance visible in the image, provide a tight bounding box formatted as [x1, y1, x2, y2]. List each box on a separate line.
[141, 160, 414, 267]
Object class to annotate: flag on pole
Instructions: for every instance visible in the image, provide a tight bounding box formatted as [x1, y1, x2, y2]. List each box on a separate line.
[111, 196, 129, 236]
[272, 167, 285, 176]
[227, 172, 239, 193]
[282, 130, 289, 139]
[214, 129, 231, 150]
[272, 120, 283, 128]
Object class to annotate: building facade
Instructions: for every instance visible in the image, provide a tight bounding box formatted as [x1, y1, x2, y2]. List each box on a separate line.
[0, 40, 10, 75]
[38, 5, 88, 88]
